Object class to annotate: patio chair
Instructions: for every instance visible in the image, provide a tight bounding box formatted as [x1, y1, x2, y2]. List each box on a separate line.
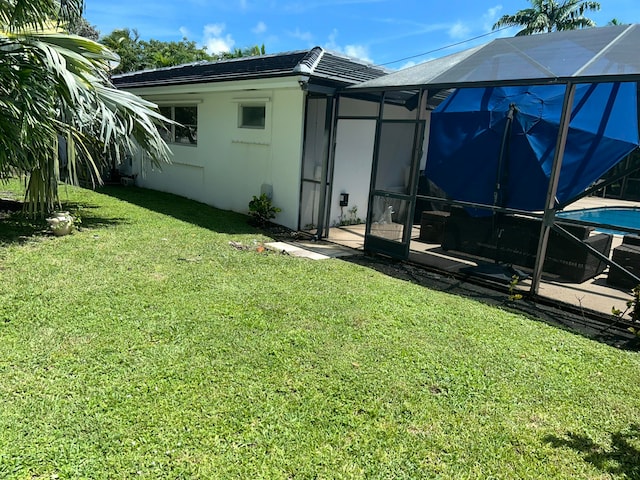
[442, 207, 613, 283]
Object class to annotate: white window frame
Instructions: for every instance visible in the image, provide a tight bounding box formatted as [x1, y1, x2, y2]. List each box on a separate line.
[238, 103, 267, 130]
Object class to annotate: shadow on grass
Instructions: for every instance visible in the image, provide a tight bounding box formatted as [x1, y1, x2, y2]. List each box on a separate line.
[98, 185, 259, 236]
[0, 212, 47, 245]
[342, 254, 640, 351]
[543, 426, 640, 478]
[0, 201, 126, 246]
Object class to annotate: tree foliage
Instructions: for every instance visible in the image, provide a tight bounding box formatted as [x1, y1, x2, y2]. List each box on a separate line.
[100, 29, 212, 74]
[100, 29, 266, 74]
[0, 0, 172, 215]
[67, 15, 99, 40]
[219, 44, 266, 61]
[493, 0, 601, 36]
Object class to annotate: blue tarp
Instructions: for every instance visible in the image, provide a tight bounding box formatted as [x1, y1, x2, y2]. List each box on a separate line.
[425, 82, 640, 215]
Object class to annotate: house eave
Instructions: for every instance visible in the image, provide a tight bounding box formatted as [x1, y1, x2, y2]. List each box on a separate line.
[117, 75, 308, 96]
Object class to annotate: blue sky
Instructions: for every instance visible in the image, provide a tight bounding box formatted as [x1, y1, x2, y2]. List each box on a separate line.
[85, 0, 639, 69]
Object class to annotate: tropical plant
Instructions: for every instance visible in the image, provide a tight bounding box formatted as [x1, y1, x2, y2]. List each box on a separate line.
[218, 44, 266, 60]
[100, 29, 212, 74]
[100, 29, 267, 74]
[612, 284, 640, 337]
[508, 274, 524, 302]
[99, 28, 145, 74]
[248, 193, 281, 226]
[0, 0, 173, 215]
[492, 0, 601, 36]
[336, 205, 362, 226]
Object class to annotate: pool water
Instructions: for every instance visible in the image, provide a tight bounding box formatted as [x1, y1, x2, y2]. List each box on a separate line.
[557, 207, 640, 235]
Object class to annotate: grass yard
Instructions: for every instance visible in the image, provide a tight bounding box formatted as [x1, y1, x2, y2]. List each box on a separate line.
[0, 181, 639, 479]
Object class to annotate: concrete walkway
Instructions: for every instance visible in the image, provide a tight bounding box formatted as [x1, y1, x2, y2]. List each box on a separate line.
[265, 240, 360, 260]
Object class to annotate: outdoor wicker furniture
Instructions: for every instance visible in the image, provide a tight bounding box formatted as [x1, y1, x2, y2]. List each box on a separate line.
[441, 207, 613, 283]
[419, 211, 450, 243]
[607, 235, 640, 289]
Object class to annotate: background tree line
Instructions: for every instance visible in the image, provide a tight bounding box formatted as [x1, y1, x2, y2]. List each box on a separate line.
[69, 18, 265, 74]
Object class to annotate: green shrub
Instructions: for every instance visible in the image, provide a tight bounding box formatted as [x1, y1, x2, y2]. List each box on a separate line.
[248, 193, 281, 226]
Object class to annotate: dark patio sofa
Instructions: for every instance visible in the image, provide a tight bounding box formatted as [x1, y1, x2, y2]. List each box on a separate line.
[607, 235, 640, 289]
[441, 207, 613, 283]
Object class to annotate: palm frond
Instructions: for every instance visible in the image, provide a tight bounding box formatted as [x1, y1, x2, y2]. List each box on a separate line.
[0, 18, 173, 215]
[494, 0, 601, 34]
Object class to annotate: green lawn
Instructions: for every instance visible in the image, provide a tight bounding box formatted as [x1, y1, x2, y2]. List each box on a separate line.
[1, 181, 639, 479]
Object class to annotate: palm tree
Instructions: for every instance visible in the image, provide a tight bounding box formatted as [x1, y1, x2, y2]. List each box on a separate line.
[493, 0, 601, 36]
[0, 0, 172, 215]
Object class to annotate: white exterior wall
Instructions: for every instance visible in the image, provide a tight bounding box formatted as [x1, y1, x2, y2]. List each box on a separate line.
[331, 119, 376, 226]
[129, 77, 306, 230]
[329, 98, 416, 226]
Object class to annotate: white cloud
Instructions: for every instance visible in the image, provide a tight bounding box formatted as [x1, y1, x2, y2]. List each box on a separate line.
[204, 23, 225, 37]
[290, 27, 313, 43]
[448, 21, 470, 39]
[203, 23, 235, 54]
[323, 30, 372, 63]
[486, 5, 503, 19]
[179, 26, 191, 38]
[252, 21, 267, 34]
[483, 5, 503, 31]
[344, 45, 372, 63]
[396, 58, 432, 70]
[325, 28, 339, 50]
[400, 60, 417, 70]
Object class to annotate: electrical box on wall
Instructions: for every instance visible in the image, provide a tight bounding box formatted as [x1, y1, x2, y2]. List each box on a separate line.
[261, 183, 273, 199]
[339, 193, 349, 207]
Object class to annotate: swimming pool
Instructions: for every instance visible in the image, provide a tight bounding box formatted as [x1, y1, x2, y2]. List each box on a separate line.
[557, 207, 640, 235]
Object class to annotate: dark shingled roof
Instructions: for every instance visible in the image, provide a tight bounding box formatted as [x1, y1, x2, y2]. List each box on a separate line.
[112, 47, 388, 89]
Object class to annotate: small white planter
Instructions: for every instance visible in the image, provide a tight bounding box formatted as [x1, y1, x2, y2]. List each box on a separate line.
[47, 211, 74, 236]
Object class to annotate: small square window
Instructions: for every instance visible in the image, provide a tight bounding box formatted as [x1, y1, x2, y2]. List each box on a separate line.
[239, 105, 266, 129]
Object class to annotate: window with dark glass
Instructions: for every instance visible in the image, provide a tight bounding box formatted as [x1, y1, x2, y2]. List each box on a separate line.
[239, 105, 266, 129]
[158, 105, 198, 145]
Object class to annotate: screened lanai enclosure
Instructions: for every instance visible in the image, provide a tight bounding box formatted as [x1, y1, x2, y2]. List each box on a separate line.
[325, 24, 640, 302]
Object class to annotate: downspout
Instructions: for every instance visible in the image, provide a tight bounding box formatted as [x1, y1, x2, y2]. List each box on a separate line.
[530, 82, 577, 294]
[297, 75, 310, 232]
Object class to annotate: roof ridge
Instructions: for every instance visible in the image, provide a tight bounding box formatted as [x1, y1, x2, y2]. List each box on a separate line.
[114, 48, 314, 79]
[293, 46, 325, 74]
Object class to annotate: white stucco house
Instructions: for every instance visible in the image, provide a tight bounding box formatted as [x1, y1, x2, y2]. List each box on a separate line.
[115, 26, 640, 307]
[113, 48, 394, 232]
